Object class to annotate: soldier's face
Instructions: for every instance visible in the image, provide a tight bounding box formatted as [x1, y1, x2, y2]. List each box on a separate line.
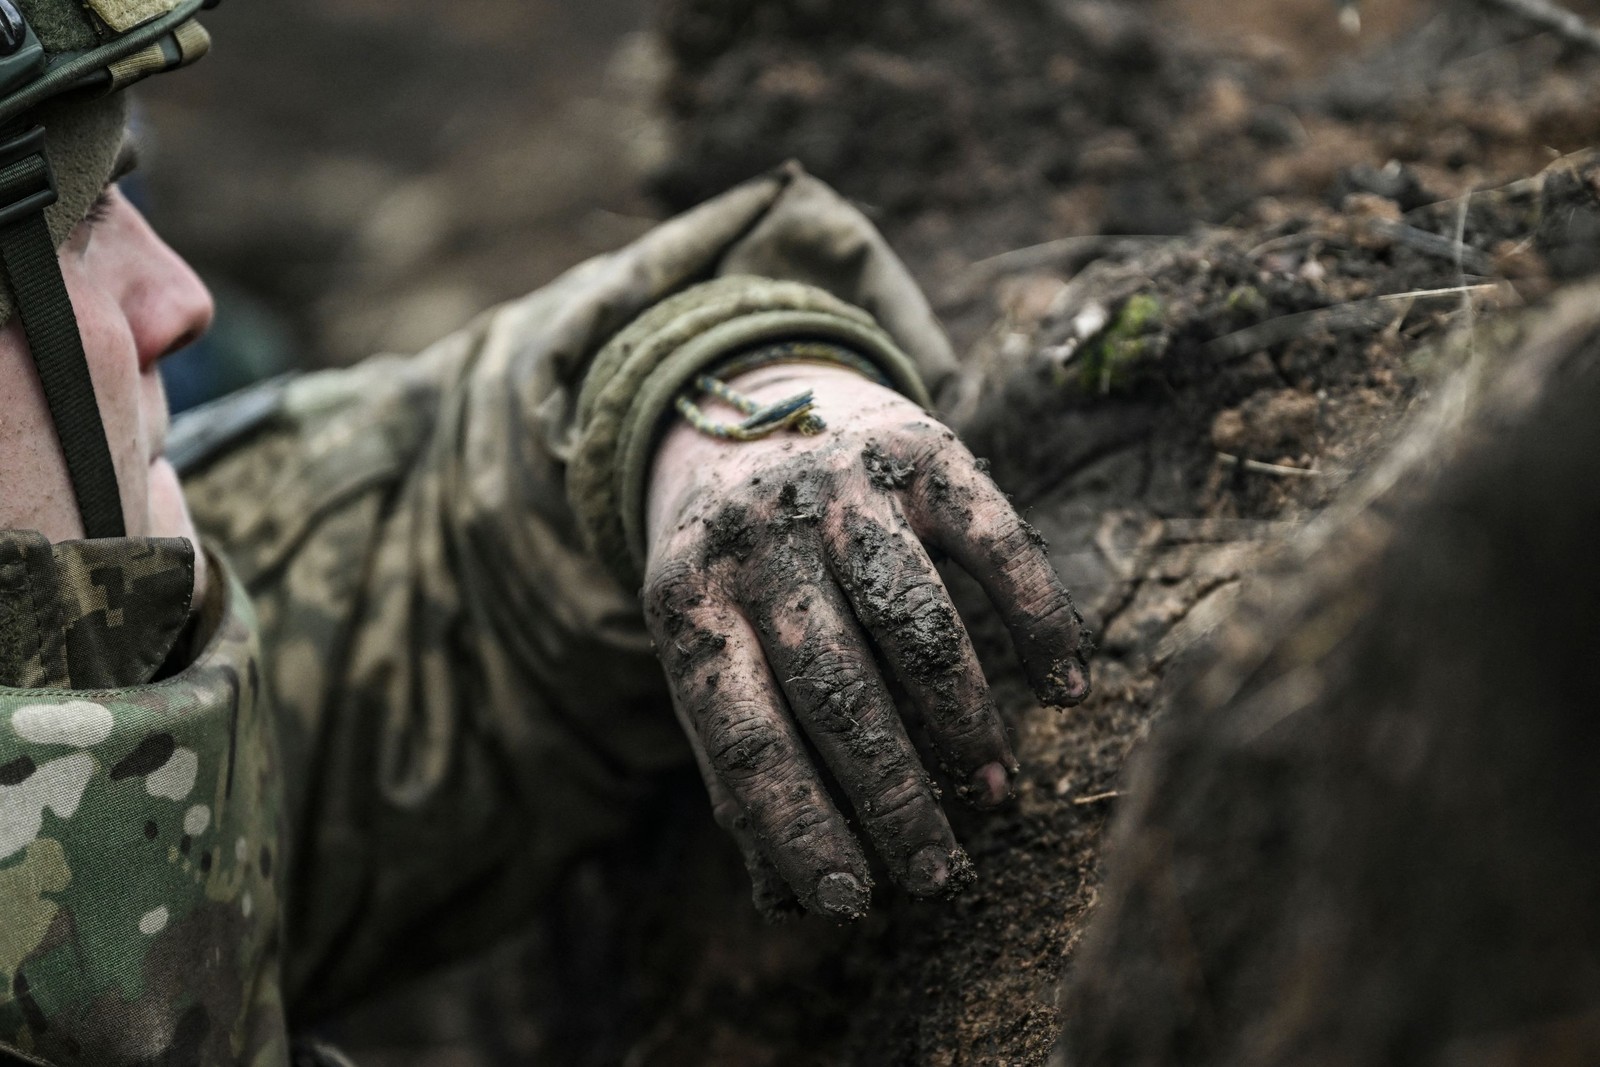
[0, 179, 215, 597]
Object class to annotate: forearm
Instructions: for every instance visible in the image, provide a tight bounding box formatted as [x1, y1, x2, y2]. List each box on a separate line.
[184, 162, 972, 1007]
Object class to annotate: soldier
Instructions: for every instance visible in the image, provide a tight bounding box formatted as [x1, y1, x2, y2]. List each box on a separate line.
[0, 1, 1091, 1063]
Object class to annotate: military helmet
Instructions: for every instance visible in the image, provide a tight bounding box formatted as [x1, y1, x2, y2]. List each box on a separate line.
[0, 0, 217, 541]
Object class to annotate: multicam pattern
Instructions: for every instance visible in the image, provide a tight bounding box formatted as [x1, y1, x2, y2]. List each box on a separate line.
[0, 557, 286, 1065]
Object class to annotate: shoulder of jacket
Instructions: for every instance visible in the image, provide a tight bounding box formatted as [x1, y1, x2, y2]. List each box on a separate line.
[167, 375, 294, 478]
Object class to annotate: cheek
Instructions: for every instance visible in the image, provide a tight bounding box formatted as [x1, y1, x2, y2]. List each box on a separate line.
[64, 264, 152, 533]
[0, 321, 79, 538]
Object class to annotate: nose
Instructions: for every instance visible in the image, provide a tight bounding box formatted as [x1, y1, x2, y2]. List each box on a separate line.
[116, 194, 216, 373]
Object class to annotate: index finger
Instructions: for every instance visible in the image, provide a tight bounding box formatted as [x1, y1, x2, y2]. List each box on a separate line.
[905, 448, 1091, 707]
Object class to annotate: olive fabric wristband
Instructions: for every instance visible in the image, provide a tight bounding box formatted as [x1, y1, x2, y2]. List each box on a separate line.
[567, 275, 933, 590]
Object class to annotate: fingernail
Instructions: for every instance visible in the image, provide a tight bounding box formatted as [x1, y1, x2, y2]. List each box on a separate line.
[971, 761, 1013, 808]
[907, 845, 951, 895]
[1043, 658, 1091, 707]
[814, 872, 871, 921]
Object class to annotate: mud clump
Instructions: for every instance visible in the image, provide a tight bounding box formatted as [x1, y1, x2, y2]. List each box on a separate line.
[1210, 389, 1320, 461]
[699, 503, 759, 566]
[861, 442, 916, 491]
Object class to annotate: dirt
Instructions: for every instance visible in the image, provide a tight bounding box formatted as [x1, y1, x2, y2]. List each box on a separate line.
[699, 503, 760, 566]
[1210, 389, 1320, 459]
[126, 0, 1600, 1063]
[1062, 286, 1600, 1065]
[861, 443, 916, 492]
[654, 0, 1600, 347]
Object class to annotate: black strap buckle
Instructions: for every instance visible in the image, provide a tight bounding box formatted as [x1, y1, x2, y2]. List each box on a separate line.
[0, 125, 56, 229]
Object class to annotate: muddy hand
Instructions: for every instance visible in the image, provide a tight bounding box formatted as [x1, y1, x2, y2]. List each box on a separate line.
[644, 364, 1090, 920]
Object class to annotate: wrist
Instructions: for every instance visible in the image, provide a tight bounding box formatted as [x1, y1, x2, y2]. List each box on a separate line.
[569, 276, 934, 590]
[646, 364, 908, 552]
[719, 361, 877, 399]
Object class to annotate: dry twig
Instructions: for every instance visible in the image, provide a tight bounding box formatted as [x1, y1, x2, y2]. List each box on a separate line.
[963, 235, 1171, 283]
[1208, 285, 1501, 361]
[1368, 219, 1495, 275]
[1217, 453, 1325, 478]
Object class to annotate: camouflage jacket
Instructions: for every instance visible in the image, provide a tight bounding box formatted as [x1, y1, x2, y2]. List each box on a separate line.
[0, 167, 957, 1065]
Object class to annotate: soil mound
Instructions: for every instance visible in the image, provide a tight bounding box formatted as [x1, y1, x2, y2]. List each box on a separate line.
[1063, 283, 1600, 1065]
[653, 0, 1205, 238]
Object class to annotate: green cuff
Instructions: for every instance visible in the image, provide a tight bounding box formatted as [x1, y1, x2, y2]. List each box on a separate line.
[568, 275, 932, 591]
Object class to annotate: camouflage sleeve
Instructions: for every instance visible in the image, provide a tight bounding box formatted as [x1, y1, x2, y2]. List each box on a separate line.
[180, 165, 959, 1016]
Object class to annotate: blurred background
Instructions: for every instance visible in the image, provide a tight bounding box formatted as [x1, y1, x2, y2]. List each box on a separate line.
[129, 0, 1600, 1063]
[139, 0, 667, 406]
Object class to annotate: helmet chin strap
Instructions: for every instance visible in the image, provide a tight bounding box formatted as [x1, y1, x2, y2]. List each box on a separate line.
[0, 123, 125, 539]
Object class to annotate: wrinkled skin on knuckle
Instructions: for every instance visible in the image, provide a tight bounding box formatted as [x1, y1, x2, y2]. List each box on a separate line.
[703, 704, 787, 783]
[750, 787, 865, 889]
[785, 647, 874, 727]
[772, 802, 835, 850]
[939, 701, 1001, 747]
[889, 417, 961, 468]
[642, 559, 700, 633]
[843, 726, 914, 789]
[860, 773, 932, 829]
[663, 622, 731, 684]
[996, 527, 1081, 628]
[859, 803, 939, 869]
